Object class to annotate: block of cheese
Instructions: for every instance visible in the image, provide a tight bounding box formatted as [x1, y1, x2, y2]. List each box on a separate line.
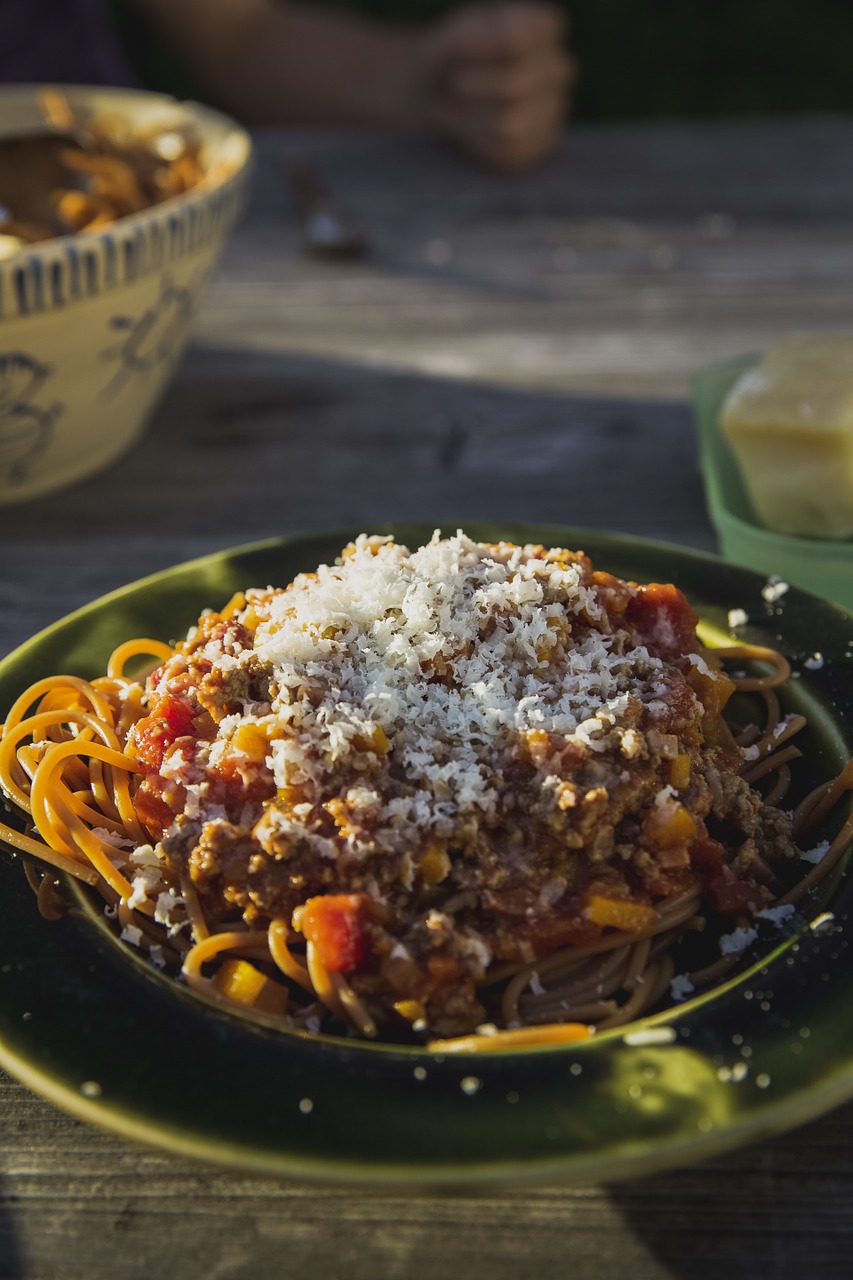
[720, 335, 853, 539]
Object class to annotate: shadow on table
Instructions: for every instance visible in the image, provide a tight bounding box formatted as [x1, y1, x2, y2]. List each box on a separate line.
[47, 340, 716, 555]
[0, 339, 720, 657]
[608, 1098, 853, 1280]
[0, 1177, 22, 1280]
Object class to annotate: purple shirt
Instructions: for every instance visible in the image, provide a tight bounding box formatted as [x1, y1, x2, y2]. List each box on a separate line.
[0, 0, 136, 87]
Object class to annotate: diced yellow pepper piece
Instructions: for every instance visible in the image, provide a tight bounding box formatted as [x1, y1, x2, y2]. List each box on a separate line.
[521, 728, 552, 768]
[536, 640, 555, 665]
[231, 722, 274, 762]
[353, 724, 389, 753]
[420, 842, 450, 885]
[647, 802, 696, 847]
[215, 957, 265, 1003]
[394, 999, 426, 1025]
[668, 754, 692, 790]
[697, 668, 736, 715]
[586, 896, 657, 933]
[219, 591, 247, 620]
[213, 958, 288, 1016]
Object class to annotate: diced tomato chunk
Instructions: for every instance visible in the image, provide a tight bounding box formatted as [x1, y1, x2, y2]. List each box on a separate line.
[626, 583, 698, 659]
[129, 694, 197, 769]
[133, 778, 179, 839]
[129, 719, 168, 770]
[704, 863, 766, 916]
[157, 694, 196, 737]
[689, 835, 727, 872]
[299, 894, 370, 973]
[207, 756, 275, 812]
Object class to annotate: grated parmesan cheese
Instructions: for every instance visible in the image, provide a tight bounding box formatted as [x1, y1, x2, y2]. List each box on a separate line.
[719, 926, 758, 956]
[755, 903, 796, 927]
[670, 974, 695, 1002]
[761, 577, 790, 604]
[249, 533, 668, 849]
[800, 839, 830, 865]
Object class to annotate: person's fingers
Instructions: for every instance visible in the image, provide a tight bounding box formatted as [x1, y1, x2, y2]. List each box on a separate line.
[482, 92, 567, 168]
[486, 2, 568, 59]
[448, 47, 574, 107]
[422, 1, 573, 170]
[429, 85, 566, 171]
[432, 2, 567, 67]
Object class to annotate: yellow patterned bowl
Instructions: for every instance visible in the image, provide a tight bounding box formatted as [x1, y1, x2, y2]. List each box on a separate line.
[0, 84, 251, 505]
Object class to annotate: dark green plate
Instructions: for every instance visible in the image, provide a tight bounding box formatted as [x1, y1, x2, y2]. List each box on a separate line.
[1, 524, 852, 1185]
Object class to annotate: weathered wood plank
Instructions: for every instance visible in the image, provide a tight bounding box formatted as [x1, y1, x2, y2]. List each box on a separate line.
[1, 1066, 853, 1280]
[195, 122, 853, 400]
[0, 346, 715, 655]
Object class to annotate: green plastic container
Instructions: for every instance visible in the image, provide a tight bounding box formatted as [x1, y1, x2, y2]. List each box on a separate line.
[692, 354, 853, 611]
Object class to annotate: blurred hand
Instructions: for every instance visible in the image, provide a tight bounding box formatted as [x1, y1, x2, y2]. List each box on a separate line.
[421, 3, 574, 170]
[137, 0, 571, 167]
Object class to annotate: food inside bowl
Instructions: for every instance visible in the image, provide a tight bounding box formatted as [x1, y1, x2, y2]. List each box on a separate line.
[1, 533, 851, 1050]
[720, 335, 853, 539]
[0, 87, 204, 254]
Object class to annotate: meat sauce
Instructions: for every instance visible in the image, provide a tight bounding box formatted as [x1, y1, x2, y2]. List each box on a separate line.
[126, 538, 797, 1036]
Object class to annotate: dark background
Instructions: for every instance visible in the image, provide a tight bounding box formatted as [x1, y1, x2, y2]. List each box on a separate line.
[113, 0, 853, 121]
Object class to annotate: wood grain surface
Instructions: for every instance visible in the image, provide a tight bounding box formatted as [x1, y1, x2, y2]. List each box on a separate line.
[1, 117, 853, 1280]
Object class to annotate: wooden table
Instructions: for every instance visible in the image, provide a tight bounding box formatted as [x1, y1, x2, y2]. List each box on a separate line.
[1, 117, 853, 1279]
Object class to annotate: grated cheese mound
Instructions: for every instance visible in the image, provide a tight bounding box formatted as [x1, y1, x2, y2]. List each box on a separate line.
[251, 533, 665, 847]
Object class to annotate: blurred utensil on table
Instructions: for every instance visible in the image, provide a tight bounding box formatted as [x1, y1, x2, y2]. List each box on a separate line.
[288, 159, 367, 260]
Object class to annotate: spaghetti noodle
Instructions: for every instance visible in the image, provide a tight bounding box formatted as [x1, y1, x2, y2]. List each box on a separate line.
[1, 533, 851, 1050]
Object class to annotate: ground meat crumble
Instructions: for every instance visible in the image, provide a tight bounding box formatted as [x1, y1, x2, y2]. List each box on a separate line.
[127, 532, 798, 1036]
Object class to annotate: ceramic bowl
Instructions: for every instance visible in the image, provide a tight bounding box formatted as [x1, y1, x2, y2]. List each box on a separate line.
[692, 354, 853, 611]
[0, 84, 251, 506]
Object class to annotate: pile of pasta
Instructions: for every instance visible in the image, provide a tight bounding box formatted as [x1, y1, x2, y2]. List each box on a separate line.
[1, 627, 851, 1052]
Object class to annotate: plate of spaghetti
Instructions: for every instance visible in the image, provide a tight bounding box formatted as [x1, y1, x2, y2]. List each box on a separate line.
[0, 524, 851, 1184]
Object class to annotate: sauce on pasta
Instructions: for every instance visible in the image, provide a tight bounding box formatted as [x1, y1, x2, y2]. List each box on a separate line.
[1, 533, 851, 1049]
